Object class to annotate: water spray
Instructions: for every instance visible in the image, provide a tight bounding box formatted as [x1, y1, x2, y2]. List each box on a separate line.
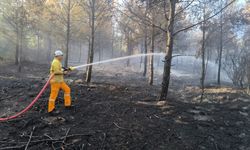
[73, 53, 166, 69]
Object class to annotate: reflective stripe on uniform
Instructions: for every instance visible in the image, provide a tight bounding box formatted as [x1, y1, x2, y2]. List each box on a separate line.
[49, 99, 55, 102]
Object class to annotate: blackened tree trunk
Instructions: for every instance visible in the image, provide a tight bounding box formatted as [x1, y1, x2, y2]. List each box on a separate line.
[18, 2, 25, 73]
[86, 0, 96, 83]
[140, 40, 144, 68]
[149, 15, 155, 85]
[36, 33, 40, 61]
[247, 58, 250, 94]
[65, 0, 71, 67]
[217, 2, 223, 85]
[47, 34, 52, 64]
[85, 38, 90, 75]
[160, 0, 176, 99]
[15, 27, 19, 65]
[143, 28, 148, 77]
[200, 7, 206, 102]
[98, 33, 101, 61]
[143, 1, 148, 77]
[111, 25, 115, 58]
[18, 24, 23, 73]
[78, 41, 82, 63]
[15, 7, 20, 66]
[126, 32, 131, 66]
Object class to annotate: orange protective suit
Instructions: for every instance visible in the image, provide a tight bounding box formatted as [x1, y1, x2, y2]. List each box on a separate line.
[48, 58, 71, 112]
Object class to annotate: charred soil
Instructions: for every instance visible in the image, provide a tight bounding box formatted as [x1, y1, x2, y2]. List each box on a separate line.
[0, 64, 250, 150]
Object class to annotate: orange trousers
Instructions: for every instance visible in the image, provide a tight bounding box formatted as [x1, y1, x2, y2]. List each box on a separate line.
[48, 82, 71, 112]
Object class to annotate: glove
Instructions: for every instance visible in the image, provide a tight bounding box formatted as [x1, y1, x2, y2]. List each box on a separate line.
[62, 67, 75, 72]
[69, 66, 76, 71]
[62, 67, 69, 72]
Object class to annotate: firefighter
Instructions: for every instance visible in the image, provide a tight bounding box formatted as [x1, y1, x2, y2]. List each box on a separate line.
[48, 50, 74, 113]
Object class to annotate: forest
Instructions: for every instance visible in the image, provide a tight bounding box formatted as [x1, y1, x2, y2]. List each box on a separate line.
[0, 0, 250, 149]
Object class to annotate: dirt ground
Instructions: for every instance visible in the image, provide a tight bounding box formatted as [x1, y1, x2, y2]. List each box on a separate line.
[0, 63, 250, 150]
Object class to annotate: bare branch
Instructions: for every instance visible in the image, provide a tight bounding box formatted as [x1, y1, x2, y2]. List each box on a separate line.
[173, 0, 237, 36]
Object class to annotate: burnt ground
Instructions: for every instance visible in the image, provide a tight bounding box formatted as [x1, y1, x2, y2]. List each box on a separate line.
[0, 63, 250, 150]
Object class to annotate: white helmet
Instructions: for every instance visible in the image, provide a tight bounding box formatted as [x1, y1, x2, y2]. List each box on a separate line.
[54, 50, 64, 57]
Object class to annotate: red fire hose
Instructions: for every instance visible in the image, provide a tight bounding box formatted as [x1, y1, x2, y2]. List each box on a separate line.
[0, 74, 54, 122]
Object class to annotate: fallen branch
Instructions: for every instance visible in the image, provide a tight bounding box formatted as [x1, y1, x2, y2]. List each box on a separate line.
[0, 133, 92, 150]
[44, 133, 53, 140]
[113, 122, 127, 130]
[25, 126, 36, 150]
[0, 145, 26, 150]
[32, 133, 92, 144]
[100, 133, 107, 150]
[61, 128, 71, 149]
[63, 128, 71, 144]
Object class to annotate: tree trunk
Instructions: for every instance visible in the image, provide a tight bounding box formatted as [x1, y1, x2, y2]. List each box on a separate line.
[86, 0, 96, 83]
[143, 28, 148, 77]
[15, 29, 19, 66]
[37, 34, 40, 62]
[160, 0, 176, 100]
[86, 37, 91, 75]
[217, 42, 223, 85]
[65, 0, 71, 67]
[217, 2, 223, 85]
[200, 7, 206, 102]
[18, 25, 23, 73]
[140, 40, 144, 68]
[149, 16, 155, 85]
[101, 47, 103, 61]
[126, 32, 131, 67]
[47, 34, 52, 64]
[15, 9, 19, 66]
[111, 25, 114, 58]
[98, 32, 101, 61]
[78, 41, 82, 63]
[143, 2, 148, 77]
[18, 2, 25, 73]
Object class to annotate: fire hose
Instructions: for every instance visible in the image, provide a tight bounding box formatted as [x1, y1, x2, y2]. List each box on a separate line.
[0, 74, 54, 122]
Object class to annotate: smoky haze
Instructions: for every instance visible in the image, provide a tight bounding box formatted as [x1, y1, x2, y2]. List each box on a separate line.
[0, 0, 249, 89]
